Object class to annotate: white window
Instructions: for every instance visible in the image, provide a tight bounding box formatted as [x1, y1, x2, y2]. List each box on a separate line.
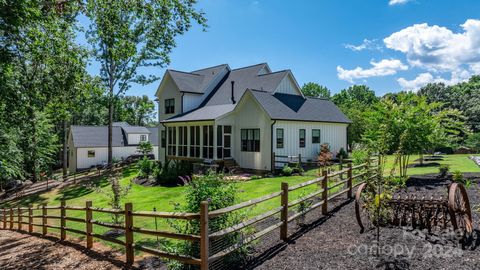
[140, 134, 147, 141]
[87, 150, 95, 158]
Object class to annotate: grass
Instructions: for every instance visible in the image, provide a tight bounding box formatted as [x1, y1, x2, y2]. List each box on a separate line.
[382, 154, 480, 175]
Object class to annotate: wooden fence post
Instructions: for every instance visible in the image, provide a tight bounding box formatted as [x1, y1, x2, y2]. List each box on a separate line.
[200, 201, 209, 270]
[2, 208, 6, 229]
[347, 163, 353, 199]
[9, 208, 13, 229]
[17, 206, 21, 230]
[28, 206, 33, 233]
[125, 202, 134, 265]
[86, 201, 93, 249]
[280, 182, 289, 241]
[42, 205, 47, 235]
[60, 201, 66, 240]
[322, 171, 328, 215]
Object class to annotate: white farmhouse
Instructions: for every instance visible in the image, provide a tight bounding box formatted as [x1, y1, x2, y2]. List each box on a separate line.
[156, 63, 351, 172]
[68, 122, 158, 172]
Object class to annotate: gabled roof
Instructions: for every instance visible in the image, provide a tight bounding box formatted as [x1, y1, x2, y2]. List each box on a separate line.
[248, 90, 352, 124]
[70, 125, 159, 148]
[166, 64, 230, 94]
[122, 126, 151, 134]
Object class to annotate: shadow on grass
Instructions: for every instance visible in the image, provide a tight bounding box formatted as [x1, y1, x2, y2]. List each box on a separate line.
[57, 177, 110, 201]
[0, 194, 48, 208]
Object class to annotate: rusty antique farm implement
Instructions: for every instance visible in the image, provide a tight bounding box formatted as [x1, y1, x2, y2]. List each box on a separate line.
[355, 182, 473, 234]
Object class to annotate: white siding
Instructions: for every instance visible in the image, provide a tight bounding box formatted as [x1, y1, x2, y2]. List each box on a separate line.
[273, 121, 348, 162]
[157, 75, 182, 121]
[275, 74, 301, 95]
[127, 133, 149, 145]
[76, 146, 159, 170]
[229, 93, 272, 171]
[183, 93, 204, 112]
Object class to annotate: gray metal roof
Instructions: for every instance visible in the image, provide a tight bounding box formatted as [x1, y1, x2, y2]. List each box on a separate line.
[248, 90, 352, 123]
[71, 125, 159, 147]
[162, 104, 235, 123]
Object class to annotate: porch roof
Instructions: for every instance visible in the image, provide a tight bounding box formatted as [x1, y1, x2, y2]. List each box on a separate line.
[161, 104, 235, 123]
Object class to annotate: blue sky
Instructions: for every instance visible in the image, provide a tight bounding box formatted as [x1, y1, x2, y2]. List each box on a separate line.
[82, 0, 480, 99]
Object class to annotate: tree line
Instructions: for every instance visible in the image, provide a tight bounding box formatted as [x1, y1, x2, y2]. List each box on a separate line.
[301, 77, 480, 156]
[0, 0, 206, 187]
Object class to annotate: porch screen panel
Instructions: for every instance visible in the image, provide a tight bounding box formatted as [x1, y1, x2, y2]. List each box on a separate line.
[167, 127, 176, 155]
[190, 126, 200, 158]
[217, 125, 223, 159]
[202, 125, 213, 159]
[178, 127, 188, 156]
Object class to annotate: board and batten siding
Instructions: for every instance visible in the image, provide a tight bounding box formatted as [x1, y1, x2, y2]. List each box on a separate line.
[127, 133, 149, 145]
[273, 120, 348, 161]
[230, 92, 272, 171]
[76, 146, 159, 170]
[274, 73, 301, 95]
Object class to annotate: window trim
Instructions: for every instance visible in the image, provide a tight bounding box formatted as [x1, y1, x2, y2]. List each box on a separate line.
[276, 128, 284, 149]
[299, 129, 306, 148]
[140, 134, 147, 142]
[312, 129, 321, 144]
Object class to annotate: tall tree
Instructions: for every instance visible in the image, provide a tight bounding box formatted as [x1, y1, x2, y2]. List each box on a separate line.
[114, 95, 156, 126]
[85, 0, 207, 164]
[301, 82, 331, 99]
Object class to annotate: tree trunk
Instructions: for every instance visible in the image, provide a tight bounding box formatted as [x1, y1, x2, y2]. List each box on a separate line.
[108, 90, 113, 164]
[62, 120, 68, 178]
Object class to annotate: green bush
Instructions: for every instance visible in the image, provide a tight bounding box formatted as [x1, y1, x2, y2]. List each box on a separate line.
[282, 165, 293, 176]
[351, 148, 369, 165]
[452, 170, 463, 182]
[137, 156, 154, 178]
[167, 171, 246, 269]
[154, 160, 193, 185]
[336, 147, 348, 160]
[438, 164, 450, 177]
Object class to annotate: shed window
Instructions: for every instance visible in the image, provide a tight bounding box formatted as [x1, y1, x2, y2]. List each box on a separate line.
[312, 129, 321, 144]
[241, 129, 260, 152]
[165, 98, 175, 114]
[299, 129, 306, 148]
[276, 128, 284, 148]
[140, 134, 147, 141]
[87, 150, 95, 158]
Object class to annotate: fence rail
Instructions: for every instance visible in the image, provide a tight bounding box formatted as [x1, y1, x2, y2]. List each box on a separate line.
[0, 159, 379, 269]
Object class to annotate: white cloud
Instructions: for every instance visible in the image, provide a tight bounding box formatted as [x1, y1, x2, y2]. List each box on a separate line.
[337, 59, 408, 83]
[397, 69, 472, 91]
[344, 39, 383, 51]
[384, 19, 480, 72]
[389, 0, 412, 5]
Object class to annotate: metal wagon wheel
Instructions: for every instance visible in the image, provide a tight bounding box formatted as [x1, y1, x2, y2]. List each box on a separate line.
[355, 182, 372, 233]
[448, 183, 473, 234]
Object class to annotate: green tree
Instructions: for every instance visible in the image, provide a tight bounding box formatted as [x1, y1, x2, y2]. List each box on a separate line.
[301, 82, 331, 99]
[84, 0, 207, 164]
[332, 85, 379, 146]
[465, 133, 480, 153]
[137, 141, 153, 156]
[114, 95, 156, 126]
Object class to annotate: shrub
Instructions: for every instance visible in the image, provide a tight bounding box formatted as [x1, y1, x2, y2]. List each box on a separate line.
[336, 147, 348, 160]
[296, 189, 313, 226]
[351, 148, 369, 165]
[317, 143, 333, 167]
[137, 141, 153, 156]
[438, 164, 450, 178]
[155, 160, 193, 185]
[137, 156, 154, 178]
[167, 171, 246, 269]
[282, 165, 293, 176]
[452, 170, 463, 183]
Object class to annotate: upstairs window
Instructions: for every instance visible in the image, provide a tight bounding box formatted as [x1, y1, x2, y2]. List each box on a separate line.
[87, 150, 95, 158]
[165, 98, 175, 114]
[241, 129, 260, 152]
[140, 134, 147, 141]
[312, 129, 321, 144]
[276, 128, 284, 149]
[299, 129, 306, 148]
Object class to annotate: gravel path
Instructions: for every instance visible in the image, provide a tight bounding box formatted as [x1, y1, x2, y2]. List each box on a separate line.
[0, 230, 125, 270]
[251, 175, 480, 270]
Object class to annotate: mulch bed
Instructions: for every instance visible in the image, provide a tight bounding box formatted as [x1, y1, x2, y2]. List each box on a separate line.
[248, 173, 480, 270]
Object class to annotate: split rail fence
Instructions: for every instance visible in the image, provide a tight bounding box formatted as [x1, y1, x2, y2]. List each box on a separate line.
[1, 158, 379, 270]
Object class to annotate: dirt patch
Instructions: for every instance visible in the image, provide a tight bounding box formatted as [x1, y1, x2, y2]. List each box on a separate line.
[0, 230, 125, 270]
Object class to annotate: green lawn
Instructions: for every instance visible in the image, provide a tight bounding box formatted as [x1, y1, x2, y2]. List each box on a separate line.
[382, 154, 480, 175]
